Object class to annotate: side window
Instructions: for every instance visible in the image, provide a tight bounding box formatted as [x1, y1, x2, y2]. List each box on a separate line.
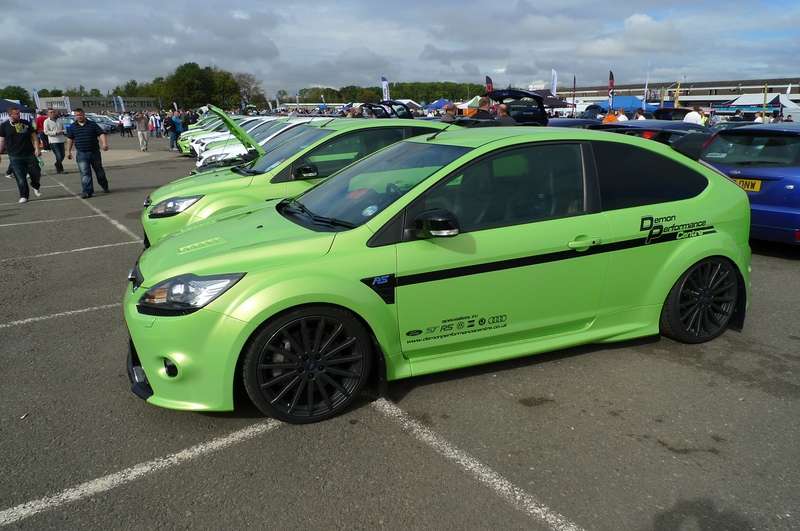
[408, 143, 585, 234]
[300, 128, 406, 179]
[592, 141, 707, 211]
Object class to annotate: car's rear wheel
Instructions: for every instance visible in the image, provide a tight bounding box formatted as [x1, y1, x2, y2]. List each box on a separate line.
[660, 257, 739, 344]
[243, 306, 372, 424]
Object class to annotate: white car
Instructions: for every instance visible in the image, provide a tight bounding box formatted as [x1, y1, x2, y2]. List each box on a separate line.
[193, 117, 278, 157]
[196, 116, 328, 169]
[186, 116, 257, 154]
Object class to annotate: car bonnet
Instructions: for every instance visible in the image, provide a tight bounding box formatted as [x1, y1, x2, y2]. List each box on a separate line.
[137, 200, 335, 285]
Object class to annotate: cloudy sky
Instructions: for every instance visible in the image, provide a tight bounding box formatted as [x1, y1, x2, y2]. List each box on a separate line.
[2, 0, 798, 95]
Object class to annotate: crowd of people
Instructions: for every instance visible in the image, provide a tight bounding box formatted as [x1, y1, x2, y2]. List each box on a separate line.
[111, 109, 200, 151]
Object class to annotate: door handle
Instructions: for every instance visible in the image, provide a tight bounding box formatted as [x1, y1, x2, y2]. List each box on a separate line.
[568, 237, 602, 250]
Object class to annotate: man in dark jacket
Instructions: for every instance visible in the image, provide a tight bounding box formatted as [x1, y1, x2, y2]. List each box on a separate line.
[66, 108, 110, 198]
[0, 106, 42, 203]
[472, 97, 494, 120]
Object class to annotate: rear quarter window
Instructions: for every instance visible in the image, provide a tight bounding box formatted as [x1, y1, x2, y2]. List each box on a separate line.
[591, 141, 708, 211]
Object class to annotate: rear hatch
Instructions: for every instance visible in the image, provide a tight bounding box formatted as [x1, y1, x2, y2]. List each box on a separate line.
[701, 127, 800, 208]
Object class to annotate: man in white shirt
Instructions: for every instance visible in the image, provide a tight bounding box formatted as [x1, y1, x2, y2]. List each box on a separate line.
[683, 107, 705, 125]
[635, 109, 646, 120]
[616, 109, 629, 121]
[43, 109, 66, 174]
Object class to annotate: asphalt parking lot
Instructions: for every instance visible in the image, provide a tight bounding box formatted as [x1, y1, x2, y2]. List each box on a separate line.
[1, 135, 798, 530]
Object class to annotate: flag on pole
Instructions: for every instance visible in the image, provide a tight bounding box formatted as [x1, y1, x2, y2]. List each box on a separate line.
[607, 71, 615, 109]
[381, 76, 390, 101]
[485, 76, 494, 94]
[642, 73, 649, 110]
[674, 82, 681, 108]
[63, 96, 71, 114]
[571, 75, 576, 118]
[550, 69, 558, 97]
[787, 82, 792, 95]
[32, 89, 41, 110]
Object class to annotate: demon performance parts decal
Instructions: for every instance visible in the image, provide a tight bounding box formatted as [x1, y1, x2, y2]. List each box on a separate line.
[405, 313, 508, 343]
[639, 215, 716, 244]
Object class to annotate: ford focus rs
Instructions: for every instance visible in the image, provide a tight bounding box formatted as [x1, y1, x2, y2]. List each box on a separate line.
[141, 119, 452, 246]
[125, 127, 751, 423]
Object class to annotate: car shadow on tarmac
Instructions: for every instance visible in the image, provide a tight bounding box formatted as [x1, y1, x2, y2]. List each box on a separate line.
[383, 335, 662, 404]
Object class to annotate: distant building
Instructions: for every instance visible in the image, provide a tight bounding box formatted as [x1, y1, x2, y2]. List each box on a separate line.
[38, 96, 159, 113]
[566, 77, 798, 108]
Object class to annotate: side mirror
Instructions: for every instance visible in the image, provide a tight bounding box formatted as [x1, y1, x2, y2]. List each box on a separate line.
[294, 163, 319, 179]
[414, 209, 460, 238]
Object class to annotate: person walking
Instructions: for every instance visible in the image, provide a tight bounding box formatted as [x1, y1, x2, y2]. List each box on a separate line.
[43, 108, 67, 174]
[121, 112, 134, 137]
[65, 108, 110, 199]
[164, 112, 178, 151]
[35, 110, 49, 151]
[0, 106, 42, 203]
[134, 111, 149, 151]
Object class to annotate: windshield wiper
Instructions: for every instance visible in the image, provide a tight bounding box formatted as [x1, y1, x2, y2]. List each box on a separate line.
[279, 198, 356, 229]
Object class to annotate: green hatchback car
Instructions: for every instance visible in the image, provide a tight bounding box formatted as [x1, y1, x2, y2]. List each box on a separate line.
[142, 119, 452, 246]
[125, 127, 751, 423]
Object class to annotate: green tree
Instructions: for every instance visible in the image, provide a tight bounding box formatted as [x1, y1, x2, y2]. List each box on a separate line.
[88, 88, 102, 97]
[0, 85, 33, 107]
[210, 68, 241, 109]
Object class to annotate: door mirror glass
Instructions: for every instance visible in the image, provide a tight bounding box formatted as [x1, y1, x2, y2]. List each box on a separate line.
[414, 209, 460, 238]
[294, 163, 319, 180]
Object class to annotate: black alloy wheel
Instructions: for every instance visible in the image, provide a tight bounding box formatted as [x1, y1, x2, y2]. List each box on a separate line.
[243, 306, 372, 423]
[661, 258, 739, 344]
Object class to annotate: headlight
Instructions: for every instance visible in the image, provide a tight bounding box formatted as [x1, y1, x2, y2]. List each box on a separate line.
[148, 196, 203, 218]
[137, 273, 244, 316]
[204, 154, 226, 163]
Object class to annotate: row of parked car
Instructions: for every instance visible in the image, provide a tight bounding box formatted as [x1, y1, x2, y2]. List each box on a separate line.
[168, 94, 799, 247]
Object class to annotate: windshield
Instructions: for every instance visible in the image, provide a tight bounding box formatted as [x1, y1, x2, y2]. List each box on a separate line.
[702, 133, 800, 166]
[292, 141, 471, 229]
[251, 120, 291, 142]
[242, 126, 332, 174]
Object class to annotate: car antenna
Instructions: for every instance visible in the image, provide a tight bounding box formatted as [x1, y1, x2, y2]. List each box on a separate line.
[319, 118, 337, 128]
[426, 123, 454, 141]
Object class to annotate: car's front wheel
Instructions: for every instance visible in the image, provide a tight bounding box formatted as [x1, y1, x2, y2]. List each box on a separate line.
[243, 306, 373, 424]
[660, 257, 739, 344]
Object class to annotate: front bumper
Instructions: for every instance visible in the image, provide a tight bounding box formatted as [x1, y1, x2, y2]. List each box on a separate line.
[124, 287, 249, 412]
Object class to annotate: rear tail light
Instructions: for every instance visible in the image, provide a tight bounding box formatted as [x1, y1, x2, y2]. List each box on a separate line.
[795, 229, 800, 242]
[641, 130, 657, 140]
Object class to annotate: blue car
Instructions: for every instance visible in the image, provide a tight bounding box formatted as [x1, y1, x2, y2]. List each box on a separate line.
[701, 123, 800, 245]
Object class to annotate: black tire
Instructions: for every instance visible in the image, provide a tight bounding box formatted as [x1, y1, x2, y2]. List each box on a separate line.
[242, 306, 372, 424]
[660, 257, 739, 344]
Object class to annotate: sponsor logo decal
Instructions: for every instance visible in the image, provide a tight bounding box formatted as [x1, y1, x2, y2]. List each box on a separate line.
[405, 313, 508, 344]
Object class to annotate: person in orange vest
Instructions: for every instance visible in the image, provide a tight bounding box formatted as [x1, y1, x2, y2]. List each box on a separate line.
[602, 109, 618, 124]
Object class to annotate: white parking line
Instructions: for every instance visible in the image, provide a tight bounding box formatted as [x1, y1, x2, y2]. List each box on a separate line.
[49, 175, 140, 240]
[0, 241, 140, 262]
[0, 215, 100, 228]
[372, 399, 583, 531]
[0, 420, 281, 526]
[0, 196, 78, 207]
[0, 303, 121, 330]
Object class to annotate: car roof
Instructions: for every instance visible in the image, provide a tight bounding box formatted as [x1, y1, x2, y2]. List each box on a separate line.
[305, 118, 450, 131]
[405, 125, 645, 148]
[723, 122, 800, 135]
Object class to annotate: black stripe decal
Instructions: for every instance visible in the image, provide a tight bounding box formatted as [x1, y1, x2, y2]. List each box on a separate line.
[362, 227, 715, 303]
